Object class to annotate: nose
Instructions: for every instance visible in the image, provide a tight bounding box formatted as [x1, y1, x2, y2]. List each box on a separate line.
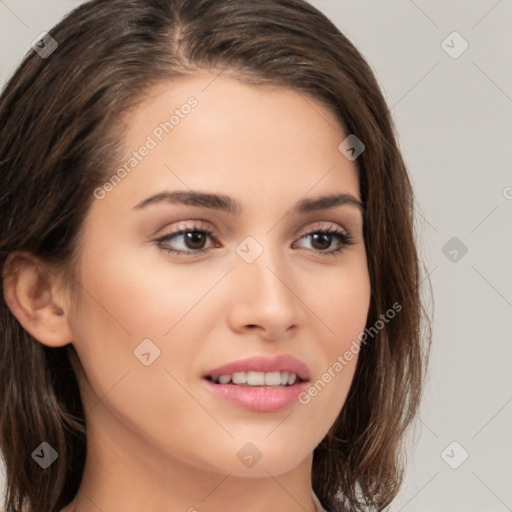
[226, 246, 305, 341]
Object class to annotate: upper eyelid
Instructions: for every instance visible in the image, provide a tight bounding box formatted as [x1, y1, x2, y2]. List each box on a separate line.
[157, 219, 352, 239]
[300, 221, 350, 234]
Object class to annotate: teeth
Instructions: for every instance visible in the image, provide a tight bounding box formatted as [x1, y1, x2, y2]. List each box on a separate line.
[232, 372, 246, 385]
[264, 371, 281, 386]
[247, 371, 265, 385]
[213, 371, 299, 386]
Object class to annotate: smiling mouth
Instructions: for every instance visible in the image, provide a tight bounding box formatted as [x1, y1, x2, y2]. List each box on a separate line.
[204, 370, 307, 387]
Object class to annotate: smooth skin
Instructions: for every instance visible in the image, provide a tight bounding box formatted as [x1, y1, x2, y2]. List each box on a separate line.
[4, 72, 371, 512]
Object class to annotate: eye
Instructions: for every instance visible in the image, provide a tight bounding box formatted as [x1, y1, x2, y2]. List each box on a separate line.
[155, 222, 355, 257]
[155, 221, 217, 256]
[292, 226, 355, 256]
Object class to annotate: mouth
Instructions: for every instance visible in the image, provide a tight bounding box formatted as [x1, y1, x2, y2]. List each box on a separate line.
[202, 353, 310, 386]
[201, 354, 310, 412]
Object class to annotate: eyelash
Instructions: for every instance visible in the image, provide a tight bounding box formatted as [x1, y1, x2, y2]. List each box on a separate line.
[155, 222, 355, 258]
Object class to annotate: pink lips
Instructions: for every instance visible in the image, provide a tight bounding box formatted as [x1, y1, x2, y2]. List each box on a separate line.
[202, 354, 310, 413]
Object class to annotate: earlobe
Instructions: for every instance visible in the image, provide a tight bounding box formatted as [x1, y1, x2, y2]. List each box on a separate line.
[2, 252, 73, 348]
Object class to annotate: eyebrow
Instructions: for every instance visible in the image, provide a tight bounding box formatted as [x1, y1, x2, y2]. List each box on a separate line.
[134, 190, 365, 215]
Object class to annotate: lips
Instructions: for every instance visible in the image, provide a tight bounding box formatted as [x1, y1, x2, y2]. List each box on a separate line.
[202, 354, 310, 383]
[202, 355, 311, 412]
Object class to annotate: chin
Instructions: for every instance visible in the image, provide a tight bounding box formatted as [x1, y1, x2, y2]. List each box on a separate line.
[213, 446, 310, 478]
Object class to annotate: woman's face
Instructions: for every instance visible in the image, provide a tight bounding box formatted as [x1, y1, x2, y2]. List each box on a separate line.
[66, 73, 371, 477]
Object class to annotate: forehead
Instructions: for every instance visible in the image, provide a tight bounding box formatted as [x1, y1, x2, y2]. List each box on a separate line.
[96, 72, 361, 215]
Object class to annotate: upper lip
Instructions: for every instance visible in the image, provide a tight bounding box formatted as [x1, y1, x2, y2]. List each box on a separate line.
[203, 354, 310, 382]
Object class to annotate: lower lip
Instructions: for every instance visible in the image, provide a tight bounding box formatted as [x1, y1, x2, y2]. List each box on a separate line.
[202, 379, 309, 412]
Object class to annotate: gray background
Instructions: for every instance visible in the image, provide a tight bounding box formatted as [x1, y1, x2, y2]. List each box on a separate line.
[1, 1, 511, 511]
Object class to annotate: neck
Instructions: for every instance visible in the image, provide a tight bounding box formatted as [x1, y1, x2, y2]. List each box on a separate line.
[61, 403, 319, 512]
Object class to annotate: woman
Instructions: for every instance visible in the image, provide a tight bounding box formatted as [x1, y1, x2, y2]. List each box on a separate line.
[0, 1, 430, 511]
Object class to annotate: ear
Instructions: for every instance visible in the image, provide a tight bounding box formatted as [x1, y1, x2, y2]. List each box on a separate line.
[2, 251, 73, 347]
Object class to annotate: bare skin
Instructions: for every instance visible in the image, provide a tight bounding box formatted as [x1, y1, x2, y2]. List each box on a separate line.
[4, 72, 370, 512]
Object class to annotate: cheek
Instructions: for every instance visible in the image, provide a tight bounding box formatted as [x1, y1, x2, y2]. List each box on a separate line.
[66, 242, 228, 400]
[301, 255, 370, 409]
[66, 247, 222, 462]
[313, 254, 371, 350]
[71, 239, 221, 339]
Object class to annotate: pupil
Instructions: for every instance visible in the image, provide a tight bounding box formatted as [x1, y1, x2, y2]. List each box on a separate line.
[186, 231, 206, 249]
[312, 233, 331, 250]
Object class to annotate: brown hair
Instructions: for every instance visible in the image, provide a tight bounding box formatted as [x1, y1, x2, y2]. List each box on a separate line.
[0, 1, 431, 511]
